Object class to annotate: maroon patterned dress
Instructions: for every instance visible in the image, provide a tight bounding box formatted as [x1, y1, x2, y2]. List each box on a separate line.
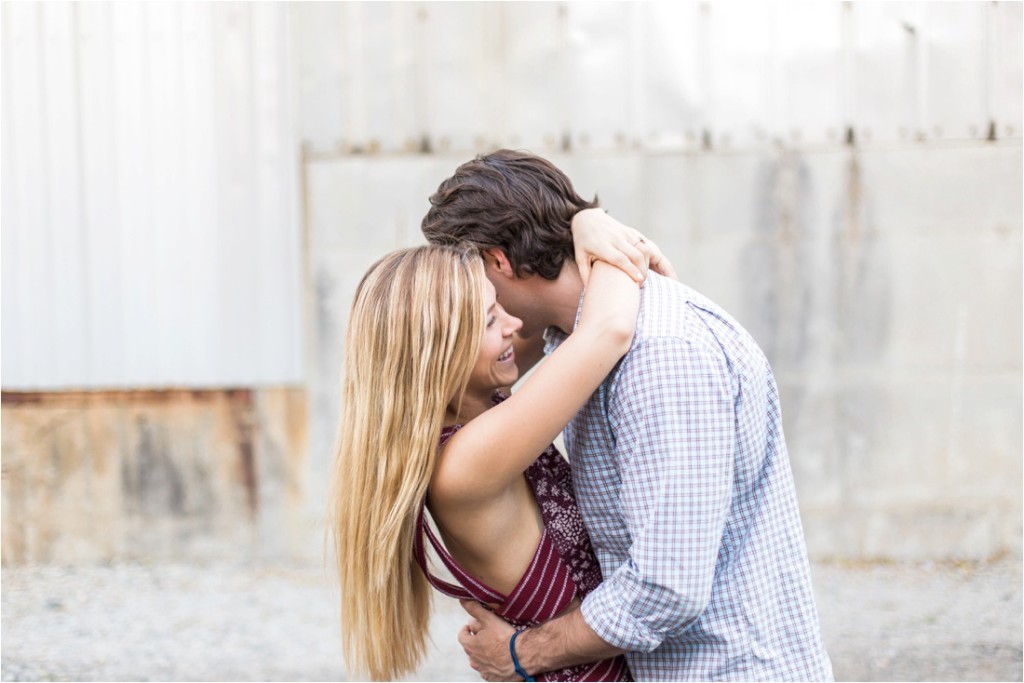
[413, 394, 631, 682]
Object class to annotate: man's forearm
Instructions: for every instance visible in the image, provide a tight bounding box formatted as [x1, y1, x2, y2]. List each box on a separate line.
[515, 606, 626, 675]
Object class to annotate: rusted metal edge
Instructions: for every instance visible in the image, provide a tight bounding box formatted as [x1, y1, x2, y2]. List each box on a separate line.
[0, 388, 300, 406]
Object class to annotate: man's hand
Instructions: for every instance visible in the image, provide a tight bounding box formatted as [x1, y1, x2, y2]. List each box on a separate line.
[571, 208, 679, 287]
[458, 600, 519, 681]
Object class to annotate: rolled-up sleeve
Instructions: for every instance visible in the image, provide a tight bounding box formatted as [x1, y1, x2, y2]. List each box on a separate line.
[580, 337, 736, 652]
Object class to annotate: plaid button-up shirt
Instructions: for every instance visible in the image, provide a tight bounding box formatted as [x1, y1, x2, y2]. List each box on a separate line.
[545, 274, 833, 681]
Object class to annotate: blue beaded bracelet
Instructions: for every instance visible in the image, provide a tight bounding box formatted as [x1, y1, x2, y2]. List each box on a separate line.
[509, 629, 536, 682]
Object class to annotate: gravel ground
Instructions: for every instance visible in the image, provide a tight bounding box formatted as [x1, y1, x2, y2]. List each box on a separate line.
[2, 557, 1020, 682]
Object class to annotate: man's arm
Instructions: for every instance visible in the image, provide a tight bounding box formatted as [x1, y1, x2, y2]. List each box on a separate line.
[459, 601, 624, 681]
[459, 338, 736, 678]
[579, 337, 736, 652]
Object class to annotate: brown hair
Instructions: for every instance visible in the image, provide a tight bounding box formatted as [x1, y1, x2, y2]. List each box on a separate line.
[422, 149, 599, 280]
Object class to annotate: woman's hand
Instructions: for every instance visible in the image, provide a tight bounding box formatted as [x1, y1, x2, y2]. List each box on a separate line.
[571, 208, 678, 287]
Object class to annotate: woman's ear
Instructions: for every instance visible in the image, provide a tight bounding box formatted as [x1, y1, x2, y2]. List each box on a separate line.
[482, 248, 515, 278]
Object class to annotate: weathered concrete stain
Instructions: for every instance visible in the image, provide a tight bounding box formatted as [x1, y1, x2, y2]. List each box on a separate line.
[836, 151, 891, 364]
[1, 387, 306, 565]
[743, 148, 816, 366]
[228, 389, 259, 516]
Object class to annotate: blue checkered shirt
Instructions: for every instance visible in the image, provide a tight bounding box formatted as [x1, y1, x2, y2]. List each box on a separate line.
[544, 274, 833, 681]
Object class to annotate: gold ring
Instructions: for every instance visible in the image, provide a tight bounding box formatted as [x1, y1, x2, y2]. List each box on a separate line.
[633, 236, 646, 246]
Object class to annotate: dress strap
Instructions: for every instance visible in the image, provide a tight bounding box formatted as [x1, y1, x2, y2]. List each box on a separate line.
[413, 503, 505, 604]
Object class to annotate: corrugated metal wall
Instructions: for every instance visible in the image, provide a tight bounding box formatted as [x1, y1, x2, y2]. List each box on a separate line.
[295, 2, 1021, 156]
[2, 2, 303, 390]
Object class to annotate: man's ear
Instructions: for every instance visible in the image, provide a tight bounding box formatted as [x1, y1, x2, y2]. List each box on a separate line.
[482, 248, 515, 278]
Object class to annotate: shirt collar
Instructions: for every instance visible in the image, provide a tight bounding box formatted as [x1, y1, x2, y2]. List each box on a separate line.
[542, 291, 586, 355]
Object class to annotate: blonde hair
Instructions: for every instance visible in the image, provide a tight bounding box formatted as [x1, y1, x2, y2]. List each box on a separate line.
[328, 244, 486, 680]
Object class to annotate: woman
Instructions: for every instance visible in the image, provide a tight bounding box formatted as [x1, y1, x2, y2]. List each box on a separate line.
[329, 216, 666, 681]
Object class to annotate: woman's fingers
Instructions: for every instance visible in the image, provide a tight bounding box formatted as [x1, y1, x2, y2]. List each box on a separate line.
[577, 245, 644, 286]
[571, 205, 676, 285]
[625, 239, 650, 281]
[642, 239, 678, 280]
[607, 239, 646, 284]
[574, 246, 595, 288]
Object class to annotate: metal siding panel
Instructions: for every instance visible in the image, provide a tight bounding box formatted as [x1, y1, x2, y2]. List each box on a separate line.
[280, 6, 306, 385]
[993, 2, 1023, 139]
[293, 1, 347, 155]
[565, 2, 634, 151]
[41, 3, 89, 388]
[706, 2, 776, 149]
[77, 2, 126, 387]
[251, 2, 278, 382]
[922, 3, 988, 141]
[0, 3, 26, 387]
[111, 3, 158, 385]
[850, 2, 923, 144]
[179, 3, 222, 385]
[212, 2, 258, 386]
[251, 2, 303, 383]
[419, 3, 496, 153]
[500, 3, 565, 153]
[775, 2, 844, 146]
[146, 2, 185, 386]
[4, 3, 54, 389]
[355, 2, 419, 154]
[641, 2, 704, 151]
[339, 3, 366, 151]
[5, 2, 301, 390]
[205, 2, 304, 387]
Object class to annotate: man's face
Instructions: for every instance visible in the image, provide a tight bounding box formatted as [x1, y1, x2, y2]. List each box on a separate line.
[482, 265, 548, 339]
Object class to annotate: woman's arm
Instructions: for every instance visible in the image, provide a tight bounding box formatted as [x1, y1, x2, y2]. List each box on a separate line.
[502, 210, 676, 384]
[433, 261, 639, 501]
[572, 208, 678, 286]
[494, 330, 546, 394]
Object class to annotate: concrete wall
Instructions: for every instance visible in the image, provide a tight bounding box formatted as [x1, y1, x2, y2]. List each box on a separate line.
[298, 1, 1022, 561]
[303, 145, 1022, 562]
[1, 388, 307, 564]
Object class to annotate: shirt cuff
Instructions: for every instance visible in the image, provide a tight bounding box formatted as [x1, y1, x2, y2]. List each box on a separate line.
[580, 575, 666, 653]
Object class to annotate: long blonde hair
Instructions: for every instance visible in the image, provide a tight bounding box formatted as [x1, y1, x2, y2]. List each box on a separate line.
[328, 244, 486, 680]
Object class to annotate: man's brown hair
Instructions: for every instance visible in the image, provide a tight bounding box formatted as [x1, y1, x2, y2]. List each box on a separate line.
[421, 149, 599, 280]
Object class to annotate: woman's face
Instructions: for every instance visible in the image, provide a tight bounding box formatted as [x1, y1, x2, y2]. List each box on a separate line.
[467, 280, 523, 393]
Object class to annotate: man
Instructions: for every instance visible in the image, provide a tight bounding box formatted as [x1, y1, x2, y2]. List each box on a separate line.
[422, 149, 833, 681]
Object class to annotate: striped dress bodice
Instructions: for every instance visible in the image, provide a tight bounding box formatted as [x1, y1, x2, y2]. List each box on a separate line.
[413, 395, 630, 682]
